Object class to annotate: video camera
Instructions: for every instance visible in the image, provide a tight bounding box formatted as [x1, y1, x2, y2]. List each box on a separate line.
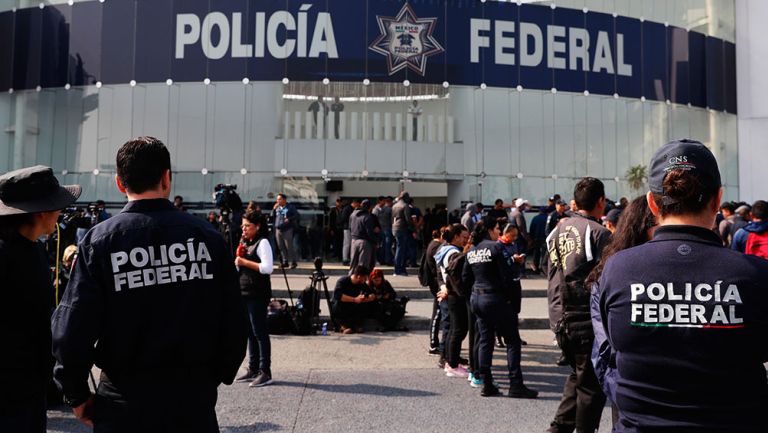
[58, 202, 103, 230]
[213, 184, 243, 214]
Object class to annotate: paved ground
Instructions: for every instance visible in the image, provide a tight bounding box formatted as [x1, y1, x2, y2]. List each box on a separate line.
[47, 268, 614, 433]
[46, 329, 612, 433]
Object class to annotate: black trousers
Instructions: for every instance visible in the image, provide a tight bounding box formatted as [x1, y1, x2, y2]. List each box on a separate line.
[331, 301, 370, 328]
[445, 294, 468, 368]
[467, 299, 479, 374]
[0, 392, 46, 433]
[550, 336, 606, 433]
[471, 292, 523, 386]
[429, 296, 441, 349]
[93, 379, 219, 433]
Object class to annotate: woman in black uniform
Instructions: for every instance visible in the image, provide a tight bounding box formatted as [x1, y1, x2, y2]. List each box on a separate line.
[463, 218, 538, 398]
[234, 211, 274, 388]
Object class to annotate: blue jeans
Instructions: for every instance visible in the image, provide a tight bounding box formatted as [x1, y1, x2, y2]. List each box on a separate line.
[394, 230, 410, 275]
[378, 229, 393, 265]
[470, 292, 522, 386]
[245, 297, 271, 370]
[438, 298, 451, 355]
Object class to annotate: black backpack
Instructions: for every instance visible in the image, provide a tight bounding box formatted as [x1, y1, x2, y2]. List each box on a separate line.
[291, 286, 321, 335]
[418, 251, 431, 286]
[266, 299, 294, 335]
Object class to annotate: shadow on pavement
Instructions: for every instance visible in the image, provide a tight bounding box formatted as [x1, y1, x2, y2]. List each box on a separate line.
[221, 422, 283, 432]
[277, 381, 438, 397]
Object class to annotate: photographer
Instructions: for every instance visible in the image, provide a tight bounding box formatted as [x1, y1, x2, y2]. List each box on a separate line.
[0, 165, 81, 433]
[74, 200, 110, 245]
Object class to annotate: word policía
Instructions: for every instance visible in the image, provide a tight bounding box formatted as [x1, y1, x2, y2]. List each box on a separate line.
[630, 281, 744, 328]
[176, 4, 338, 60]
[470, 19, 633, 76]
[110, 240, 214, 292]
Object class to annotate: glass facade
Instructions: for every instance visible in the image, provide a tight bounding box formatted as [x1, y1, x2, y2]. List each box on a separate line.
[0, 0, 738, 212]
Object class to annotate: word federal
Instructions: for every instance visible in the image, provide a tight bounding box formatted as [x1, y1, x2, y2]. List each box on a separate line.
[629, 281, 745, 329]
[470, 19, 633, 76]
[110, 240, 214, 292]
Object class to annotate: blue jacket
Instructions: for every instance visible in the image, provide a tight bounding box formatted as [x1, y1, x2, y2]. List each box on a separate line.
[731, 220, 768, 253]
[596, 225, 768, 432]
[51, 199, 247, 407]
[273, 204, 299, 232]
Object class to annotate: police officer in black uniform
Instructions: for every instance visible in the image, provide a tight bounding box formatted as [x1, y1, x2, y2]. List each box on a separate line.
[51, 137, 248, 432]
[0, 166, 81, 433]
[463, 218, 538, 398]
[595, 139, 768, 432]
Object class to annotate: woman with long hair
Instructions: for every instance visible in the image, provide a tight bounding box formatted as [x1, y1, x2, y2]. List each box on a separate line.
[463, 218, 538, 398]
[588, 195, 656, 424]
[234, 211, 274, 388]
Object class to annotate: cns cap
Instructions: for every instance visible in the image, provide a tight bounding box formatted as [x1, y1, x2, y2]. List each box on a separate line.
[648, 139, 721, 203]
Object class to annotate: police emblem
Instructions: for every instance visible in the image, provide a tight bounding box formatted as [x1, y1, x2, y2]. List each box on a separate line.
[369, 4, 444, 76]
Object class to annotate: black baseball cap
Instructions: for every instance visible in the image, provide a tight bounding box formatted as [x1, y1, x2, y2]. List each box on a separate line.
[648, 139, 721, 199]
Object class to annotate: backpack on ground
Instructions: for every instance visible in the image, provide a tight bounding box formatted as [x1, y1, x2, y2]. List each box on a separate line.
[291, 286, 320, 335]
[266, 299, 294, 335]
[745, 231, 768, 260]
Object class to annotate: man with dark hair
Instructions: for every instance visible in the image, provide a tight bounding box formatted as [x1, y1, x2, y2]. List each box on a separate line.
[332, 266, 376, 334]
[546, 199, 568, 236]
[349, 199, 379, 273]
[529, 206, 549, 273]
[0, 166, 81, 433]
[51, 137, 247, 432]
[340, 198, 359, 266]
[486, 199, 508, 222]
[546, 177, 610, 433]
[392, 192, 414, 276]
[732, 200, 768, 258]
[718, 201, 745, 248]
[272, 193, 299, 269]
[372, 196, 393, 265]
[173, 195, 185, 212]
[328, 198, 344, 259]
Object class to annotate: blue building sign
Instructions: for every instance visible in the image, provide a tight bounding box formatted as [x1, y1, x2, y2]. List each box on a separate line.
[0, 0, 737, 113]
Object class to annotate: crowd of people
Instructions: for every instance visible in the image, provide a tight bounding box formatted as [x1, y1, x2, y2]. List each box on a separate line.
[2, 134, 768, 433]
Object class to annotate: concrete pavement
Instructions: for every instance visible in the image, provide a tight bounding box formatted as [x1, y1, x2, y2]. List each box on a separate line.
[47, 330, 613, 433]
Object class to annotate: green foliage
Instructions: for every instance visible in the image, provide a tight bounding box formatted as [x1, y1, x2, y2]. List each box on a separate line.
[625, 165, 647, 192]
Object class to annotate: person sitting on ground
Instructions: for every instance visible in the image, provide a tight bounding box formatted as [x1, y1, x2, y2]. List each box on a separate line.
[368, 268, 409, 332]
[331, 266, 376, 334]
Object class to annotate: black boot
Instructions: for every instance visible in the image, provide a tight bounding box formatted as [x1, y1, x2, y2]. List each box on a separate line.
[508, 383, 538, 399]
[480, 382, 500, 397]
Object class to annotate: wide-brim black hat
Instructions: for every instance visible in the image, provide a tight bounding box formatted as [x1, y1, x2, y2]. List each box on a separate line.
[0, 165, 82, 215]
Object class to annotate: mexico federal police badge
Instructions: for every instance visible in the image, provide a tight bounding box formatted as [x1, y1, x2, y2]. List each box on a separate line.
[369, 4, 444, 76]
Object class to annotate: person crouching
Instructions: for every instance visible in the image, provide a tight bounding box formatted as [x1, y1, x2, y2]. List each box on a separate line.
[368, 268, 409, 332]
[332, 266, 376, 334]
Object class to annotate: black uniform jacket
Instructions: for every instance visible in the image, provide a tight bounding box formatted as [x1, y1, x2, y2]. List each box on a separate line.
[0, 233, 55, 403]
[51, 199, 247, 406]
[597, 225, 768, 432]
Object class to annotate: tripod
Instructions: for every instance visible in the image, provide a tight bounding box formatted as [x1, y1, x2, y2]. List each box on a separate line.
[274, 244, 295, 307]
[307, 257, 337, 332]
